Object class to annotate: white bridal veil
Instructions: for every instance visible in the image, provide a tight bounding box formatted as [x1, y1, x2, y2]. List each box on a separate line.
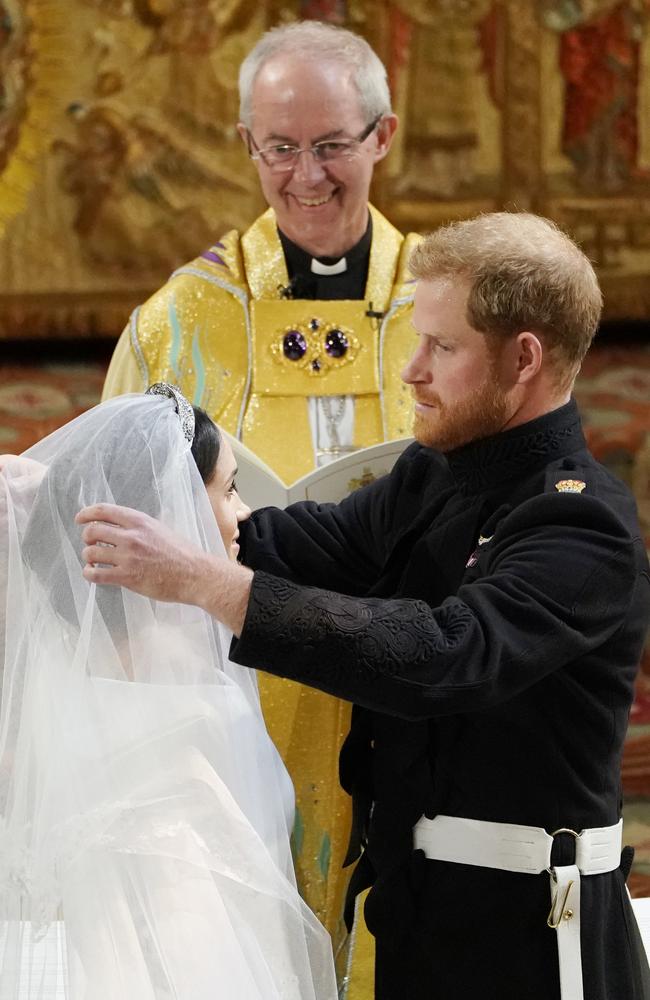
[0, 394, 336, 1000]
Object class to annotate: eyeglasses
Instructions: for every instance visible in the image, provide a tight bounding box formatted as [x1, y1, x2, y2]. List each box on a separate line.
[246, 116, 382, 173]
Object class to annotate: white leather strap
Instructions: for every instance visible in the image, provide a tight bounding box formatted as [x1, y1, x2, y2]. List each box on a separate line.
[412, 815, 622, 876]
[413, 815, 623, 1000]
[414, 814, 552, 874]
[549, 865, 583, 1000]
[576, 822, 624, 874]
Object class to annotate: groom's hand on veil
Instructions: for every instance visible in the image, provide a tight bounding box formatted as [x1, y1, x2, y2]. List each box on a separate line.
[76, 503, 253, 635]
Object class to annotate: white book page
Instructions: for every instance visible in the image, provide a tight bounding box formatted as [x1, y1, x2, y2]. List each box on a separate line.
[287, 437, 413, 504]
[223, 432, 413, 509]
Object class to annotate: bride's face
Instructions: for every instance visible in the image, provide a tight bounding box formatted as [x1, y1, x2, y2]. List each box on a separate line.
[204, 437, 251, 560]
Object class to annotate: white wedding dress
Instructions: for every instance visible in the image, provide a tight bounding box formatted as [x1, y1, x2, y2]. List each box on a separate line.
[0, 394, 336, 999]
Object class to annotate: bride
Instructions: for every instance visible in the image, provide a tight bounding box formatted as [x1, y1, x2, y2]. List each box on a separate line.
[0, 384, 336, 1000]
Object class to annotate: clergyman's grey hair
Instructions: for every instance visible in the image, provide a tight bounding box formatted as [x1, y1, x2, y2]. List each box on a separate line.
[239, 20, 392, 127]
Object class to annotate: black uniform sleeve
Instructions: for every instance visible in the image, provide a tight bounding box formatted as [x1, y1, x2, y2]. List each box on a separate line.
[231, 492, 649, 720]
[238, 442, 427, 595]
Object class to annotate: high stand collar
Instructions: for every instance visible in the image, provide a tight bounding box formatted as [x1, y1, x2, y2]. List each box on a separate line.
[445, 399, 586, 497]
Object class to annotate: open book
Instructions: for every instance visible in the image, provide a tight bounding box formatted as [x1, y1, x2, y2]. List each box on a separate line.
[221, 432, 413, 509]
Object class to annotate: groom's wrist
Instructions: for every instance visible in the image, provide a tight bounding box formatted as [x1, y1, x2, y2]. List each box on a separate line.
[192, 552, 253, 636]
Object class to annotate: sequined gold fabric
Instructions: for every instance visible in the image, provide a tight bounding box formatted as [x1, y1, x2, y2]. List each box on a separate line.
[134, 206, 416, 480]
[133, 230, 250, 431]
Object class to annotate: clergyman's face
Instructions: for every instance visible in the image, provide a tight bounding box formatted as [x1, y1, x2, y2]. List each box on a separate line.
[204, 437, 251, 561]
[240, 57, 395, 258]
[402, 277, 512, 452]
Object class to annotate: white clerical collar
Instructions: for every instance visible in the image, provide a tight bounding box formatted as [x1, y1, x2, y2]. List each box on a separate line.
[310, 256, 348, 276]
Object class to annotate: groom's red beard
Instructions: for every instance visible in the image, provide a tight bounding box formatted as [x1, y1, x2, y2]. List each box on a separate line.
[412, 375, 511, 453]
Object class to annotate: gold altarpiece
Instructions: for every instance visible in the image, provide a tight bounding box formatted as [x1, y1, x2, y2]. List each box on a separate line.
[1, 0, 650, 338]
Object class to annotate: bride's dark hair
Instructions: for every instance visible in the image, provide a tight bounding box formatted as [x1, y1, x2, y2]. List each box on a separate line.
[191, 406, 221, 485]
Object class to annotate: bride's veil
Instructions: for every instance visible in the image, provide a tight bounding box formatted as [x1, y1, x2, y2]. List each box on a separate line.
[0, 394, 336, 999]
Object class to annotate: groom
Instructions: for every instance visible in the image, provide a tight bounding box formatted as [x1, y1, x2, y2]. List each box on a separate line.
[79, 211, 650, 1000]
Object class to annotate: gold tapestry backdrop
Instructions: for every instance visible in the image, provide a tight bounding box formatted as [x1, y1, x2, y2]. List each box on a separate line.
[2, 1, 650, 335]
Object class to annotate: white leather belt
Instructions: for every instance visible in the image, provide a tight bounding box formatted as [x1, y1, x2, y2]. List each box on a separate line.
[413, 814, 624, 1000]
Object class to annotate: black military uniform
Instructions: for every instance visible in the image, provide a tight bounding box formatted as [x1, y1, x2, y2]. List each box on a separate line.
[233, 399, 650, 1000]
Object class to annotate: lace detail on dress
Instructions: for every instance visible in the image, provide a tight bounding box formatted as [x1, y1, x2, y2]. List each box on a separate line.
[0, 802, 141, 934]
[0, 802, 266, 938]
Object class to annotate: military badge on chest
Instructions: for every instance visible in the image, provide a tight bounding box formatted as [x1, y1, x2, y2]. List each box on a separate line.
[555, 479, 587, 493]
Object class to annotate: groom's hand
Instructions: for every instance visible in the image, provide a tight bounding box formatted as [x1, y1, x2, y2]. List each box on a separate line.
[76, 504, 252, 635]
[77, 504, 202, 602]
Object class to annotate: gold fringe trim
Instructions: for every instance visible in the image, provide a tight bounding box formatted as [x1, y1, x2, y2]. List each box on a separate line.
[0, 0, 71, 236]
